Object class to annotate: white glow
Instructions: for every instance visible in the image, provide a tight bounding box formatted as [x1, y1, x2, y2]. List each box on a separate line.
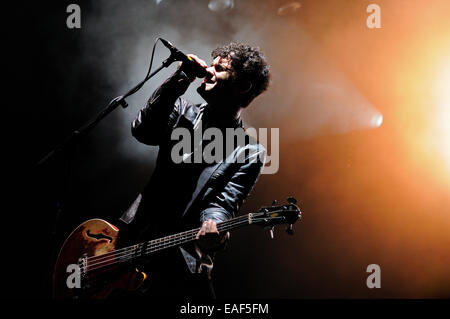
[371, 114, 383, 128]
[431, 60, 450, 171]
[208, 0, 234, 12]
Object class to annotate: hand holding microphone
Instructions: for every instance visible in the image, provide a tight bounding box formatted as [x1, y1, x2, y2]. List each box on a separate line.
[178, 54, 208, 82]
[160, 38, 208, 80]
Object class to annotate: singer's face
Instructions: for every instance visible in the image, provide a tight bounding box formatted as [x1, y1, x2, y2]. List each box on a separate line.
[197, 56, 234, 105]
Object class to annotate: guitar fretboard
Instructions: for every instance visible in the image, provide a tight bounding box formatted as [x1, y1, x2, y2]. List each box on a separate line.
[84, 213, 254, 274]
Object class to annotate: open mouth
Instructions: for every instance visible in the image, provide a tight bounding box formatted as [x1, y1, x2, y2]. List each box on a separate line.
[202, 77, 215, 85]
[200, 77, 217, 91]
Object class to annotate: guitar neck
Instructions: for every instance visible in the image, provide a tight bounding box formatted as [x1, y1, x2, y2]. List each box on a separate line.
[145, 213, 253, 255]
[114, 213, 253, 266]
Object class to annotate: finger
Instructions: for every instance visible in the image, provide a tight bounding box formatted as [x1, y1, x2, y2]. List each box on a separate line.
[188, 54, 206, 66]
[201, 221, 209, 235]
[196, 221, 207, 239]
[187, 54, 208, 68]
[205, 219, 212, 232]
[206, 220, 219, 234]
[210, 221, 218, 233]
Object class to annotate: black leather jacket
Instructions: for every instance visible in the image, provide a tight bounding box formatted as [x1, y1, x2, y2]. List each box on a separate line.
[119, 69, 266, 273]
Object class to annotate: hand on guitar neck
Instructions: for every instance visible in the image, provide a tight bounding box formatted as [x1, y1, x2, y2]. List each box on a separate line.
[195, 219, 230, 253]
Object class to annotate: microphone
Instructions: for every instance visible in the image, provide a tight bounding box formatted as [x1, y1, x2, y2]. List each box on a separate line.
[160, 38, 207, 78]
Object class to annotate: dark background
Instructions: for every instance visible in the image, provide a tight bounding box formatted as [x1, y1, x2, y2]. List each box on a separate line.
[5, 0, 450, 299]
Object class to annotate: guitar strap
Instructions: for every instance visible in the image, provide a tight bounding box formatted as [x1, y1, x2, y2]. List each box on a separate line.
[119, 193, 142, 225]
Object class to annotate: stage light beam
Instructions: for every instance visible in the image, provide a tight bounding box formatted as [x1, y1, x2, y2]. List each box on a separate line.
[431, 59, 450, 172]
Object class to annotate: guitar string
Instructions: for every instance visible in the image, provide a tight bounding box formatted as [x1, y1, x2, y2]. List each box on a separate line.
[85, 218, 253, 273]
[84, 218, 255, 280]
[85, 213, 258, 266]
[83, 216, 282, 282]
[83, 221, 251, 286]
[84, 216, 250, 273]
[85, 214, 253, 263]
[85, 212, 289, 272]
[84, 209, 291, 273]
[83, 215, 290, 289]
[85, 213, 288, 274]
[84, 217, 256, 273]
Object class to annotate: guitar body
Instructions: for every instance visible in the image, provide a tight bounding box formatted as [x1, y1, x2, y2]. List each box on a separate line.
[53, 219, 146, 299]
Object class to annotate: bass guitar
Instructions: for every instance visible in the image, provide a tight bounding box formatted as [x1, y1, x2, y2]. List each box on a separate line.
[53, 197, 301, 298]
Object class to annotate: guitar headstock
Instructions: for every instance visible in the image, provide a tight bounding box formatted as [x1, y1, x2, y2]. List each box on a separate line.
[250, 196, 302, 238]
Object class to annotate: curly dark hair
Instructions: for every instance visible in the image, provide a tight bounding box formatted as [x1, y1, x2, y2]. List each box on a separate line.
[211, 42, 270, 108]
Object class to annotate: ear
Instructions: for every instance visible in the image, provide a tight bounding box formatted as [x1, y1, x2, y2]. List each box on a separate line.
[238, 80, 252, 94]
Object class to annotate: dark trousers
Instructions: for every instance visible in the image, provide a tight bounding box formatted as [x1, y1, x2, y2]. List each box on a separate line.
[139, 248, 216, 299]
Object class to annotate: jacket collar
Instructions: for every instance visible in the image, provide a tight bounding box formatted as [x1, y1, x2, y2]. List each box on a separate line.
[183, 103, 242, 131]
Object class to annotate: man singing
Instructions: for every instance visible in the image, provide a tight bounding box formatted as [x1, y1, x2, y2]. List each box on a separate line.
[118, 42, 270, 298]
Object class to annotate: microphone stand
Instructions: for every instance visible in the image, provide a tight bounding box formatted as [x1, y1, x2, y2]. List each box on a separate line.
[37, 49, 178, 297]
[37, 54, 176, 166]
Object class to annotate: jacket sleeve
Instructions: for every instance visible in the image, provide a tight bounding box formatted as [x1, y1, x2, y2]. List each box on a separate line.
[200, 144, 266, 223]
[131, 69, 192, 145]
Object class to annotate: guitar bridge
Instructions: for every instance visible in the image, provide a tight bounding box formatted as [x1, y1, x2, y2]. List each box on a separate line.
[78, 254, 88, 290]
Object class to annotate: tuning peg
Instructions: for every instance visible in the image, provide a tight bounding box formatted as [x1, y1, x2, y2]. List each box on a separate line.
[272, 200, 278, 206]
[286, 224, 294, 235]
[287, 196, 297, 204]
[269, 226, 274, 239]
